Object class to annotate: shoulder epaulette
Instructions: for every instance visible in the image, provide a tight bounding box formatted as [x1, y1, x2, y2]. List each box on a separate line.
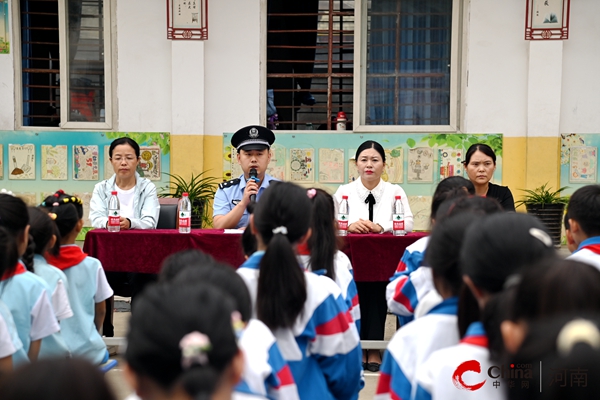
[219, 178, 240, 190]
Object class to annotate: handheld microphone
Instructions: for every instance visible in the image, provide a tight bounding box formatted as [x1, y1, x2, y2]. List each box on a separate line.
[249, 168, 258, 203]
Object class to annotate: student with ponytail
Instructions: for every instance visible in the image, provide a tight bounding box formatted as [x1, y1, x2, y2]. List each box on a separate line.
[297, 188, 360, 332]
[124, 282, 244, 400]
[0, 193, 59, 365]
[0, 227, 24, 374]
[42, 191, 113, 365]
[237, 182, 362, 400]
[27, 207, 73, 359]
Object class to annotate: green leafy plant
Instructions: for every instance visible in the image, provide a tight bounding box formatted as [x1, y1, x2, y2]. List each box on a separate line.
[160, 172, 219, 227]
[406, 134, 503, 158]
[514, 183, 570, 208]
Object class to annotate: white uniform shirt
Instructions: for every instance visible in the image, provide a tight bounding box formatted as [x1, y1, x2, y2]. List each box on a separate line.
[334, 179, 413, 233]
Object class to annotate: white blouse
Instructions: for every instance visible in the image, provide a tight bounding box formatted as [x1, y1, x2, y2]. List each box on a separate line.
[333, 179, 413, 233]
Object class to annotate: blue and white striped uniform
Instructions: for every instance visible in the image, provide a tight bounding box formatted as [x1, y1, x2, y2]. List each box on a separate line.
[375, 297, 459, 400]
[237, 251, 363, 400]
[33, 254, 73, 358]
[235, 318, 299, 400]
[413, 322, 506, 400]
[387, 237, 435, 323]
[0, 263, 59, 365]
[298, 250, 361, 333]
[567, 236, 600, 271]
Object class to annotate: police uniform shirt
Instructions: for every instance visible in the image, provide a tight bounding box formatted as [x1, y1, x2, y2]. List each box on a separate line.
[213, 173, 277, 229]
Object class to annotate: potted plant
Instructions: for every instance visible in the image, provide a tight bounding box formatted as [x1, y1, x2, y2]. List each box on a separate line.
[515, 183, 569, 247]
[160, 172, 220, 228]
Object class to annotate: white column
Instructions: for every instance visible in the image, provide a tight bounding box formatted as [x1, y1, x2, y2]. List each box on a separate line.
[171, 40, 205, 135]
[526, 40, 563, 137]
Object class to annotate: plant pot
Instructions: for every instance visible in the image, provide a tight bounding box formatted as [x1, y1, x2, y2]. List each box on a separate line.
[525, 203, 565, 248]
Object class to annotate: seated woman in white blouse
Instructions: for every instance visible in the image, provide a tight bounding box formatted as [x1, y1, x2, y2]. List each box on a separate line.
[334, 140, 414, 234]
[333, 140, 414, 371]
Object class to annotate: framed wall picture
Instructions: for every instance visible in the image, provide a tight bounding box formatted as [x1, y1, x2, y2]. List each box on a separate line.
[525, 0, 570, 40]
[167, 0, 208, 40]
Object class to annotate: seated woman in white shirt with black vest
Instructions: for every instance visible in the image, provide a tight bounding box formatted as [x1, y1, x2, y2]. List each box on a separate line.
[333, 140, 413, 371]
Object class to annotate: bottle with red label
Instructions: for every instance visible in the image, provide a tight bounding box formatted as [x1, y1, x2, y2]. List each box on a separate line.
[108, 191, 120, 232]
[393, 195, 406, 236]
[179, 192, 191, 234]
[338, 195, 349, 236]
[336, 111, 347, 131]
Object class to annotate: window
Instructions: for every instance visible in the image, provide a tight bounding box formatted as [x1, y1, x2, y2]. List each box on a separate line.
[264, 0, 460, 131]
[265, 0, 354, 131]
[17, 0, 112, 128]
[359, 0, 458, 130]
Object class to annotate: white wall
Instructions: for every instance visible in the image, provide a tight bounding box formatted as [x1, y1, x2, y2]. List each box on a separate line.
[462, 0, 529, 137]
[0, 0, 14, 130]
[560, 0, 600, 133]
[203, 0, 262, 136]
[115, 0, 172, 132]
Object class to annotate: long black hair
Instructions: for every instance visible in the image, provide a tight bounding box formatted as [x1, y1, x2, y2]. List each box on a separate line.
[0, 227, 19, 279]
[0, 194, 30, 276]
[253, 181, 311, 330]
[125, 282, 239, 400]
[28, 207, 60, 258]
[306, 188, 341, 282]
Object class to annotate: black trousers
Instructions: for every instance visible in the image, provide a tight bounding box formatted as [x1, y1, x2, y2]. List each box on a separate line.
[102, 272, 157, 336]
[356, 281, 388, 340]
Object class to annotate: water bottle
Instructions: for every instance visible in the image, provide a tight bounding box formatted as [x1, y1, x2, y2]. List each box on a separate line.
[108, 191, 120, 232]
[338, 195, 349, 236]
[179, 192, 192, 234]
[393, 195, 406, 236]
[336, 111, 347, 131]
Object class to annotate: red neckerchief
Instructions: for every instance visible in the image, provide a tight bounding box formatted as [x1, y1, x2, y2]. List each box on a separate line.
[45, 246, 88, 271]
[296, 242, 311, 256]
[1, 263, 26, 281]
[580, 243, 600, 256]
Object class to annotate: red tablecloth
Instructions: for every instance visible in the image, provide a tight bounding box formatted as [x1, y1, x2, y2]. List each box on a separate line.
[83, 229, 427, 282]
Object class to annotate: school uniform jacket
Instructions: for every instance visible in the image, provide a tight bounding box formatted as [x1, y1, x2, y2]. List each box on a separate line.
[236, 318, 299, 400]
[387, 237, 434, 318]
[298, 250, 361, 333]
[375, 297, 459, 400]
[237, 251, 363, 400]
[0, 300, 24, 362]
[33, 254, 73, 358]
[567, 237, 600, 272]
[413, 322, 506, 400]
[46, 245, 113, 365]
[0, 262, 59, 365]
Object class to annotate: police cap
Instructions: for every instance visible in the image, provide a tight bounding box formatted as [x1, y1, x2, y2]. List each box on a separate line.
[231, 125, 275, 152]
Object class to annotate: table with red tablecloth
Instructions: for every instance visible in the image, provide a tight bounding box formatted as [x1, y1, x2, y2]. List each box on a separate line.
[83, 229, 427, 282]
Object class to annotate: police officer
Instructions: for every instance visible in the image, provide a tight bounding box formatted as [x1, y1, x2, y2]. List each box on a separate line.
[213, 125, 277, 229]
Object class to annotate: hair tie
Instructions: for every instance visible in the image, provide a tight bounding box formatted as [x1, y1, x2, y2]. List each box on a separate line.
[272, 226, 288, 235]
[48, 213, 57, 221]
[557, 319, 600, 357]
[231, 311, 244, 340]
[529, 228, 553, 248]
[52, 202, 59, 207]
[503, 274, 521, 290]
[179, 331, 212, 369]
[0, 189, 14, 197]
[307, 189, 317, 199]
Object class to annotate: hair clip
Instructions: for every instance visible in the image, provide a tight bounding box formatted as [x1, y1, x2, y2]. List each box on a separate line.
[529, 228, 553, 248]
[48, 213, 57, 221]
[57, 189, 64, 194]
[0, 189, 15, 197]
[53, 193, 59, 197]
[179, 331, 212, 369]
[231, 311, 244, 340]
[272, 226, 288, 235]
[307, 189, 317, 199]
[52, 202, 60, 207]
[557, 319, 600, 357]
